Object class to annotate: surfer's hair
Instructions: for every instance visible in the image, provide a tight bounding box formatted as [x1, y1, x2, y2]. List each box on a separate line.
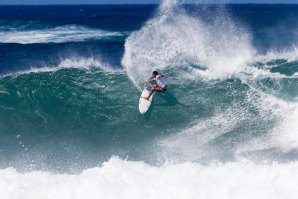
[152, 71, 158, 75]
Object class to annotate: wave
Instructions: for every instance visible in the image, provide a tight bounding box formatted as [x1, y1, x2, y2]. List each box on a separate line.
[1, 2, 298, 169]
[1, 4, 298, 198]
[122, 1, 254, 87]
[120, 0, 298, 162]
[1, 157, 298, 199]
[1, 2, 298, 178]
[158, 107, 247, 162]
[2, 61, 295, 168]
[255, 47, 298, 65]
[1, 57, 122, 78]
[0, 25, 126, 44]
[121, 1, 298, 87]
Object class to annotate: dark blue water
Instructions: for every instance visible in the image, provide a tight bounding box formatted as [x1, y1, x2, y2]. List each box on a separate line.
[0, 5, 158, 73]
[0, 4, 298, 174]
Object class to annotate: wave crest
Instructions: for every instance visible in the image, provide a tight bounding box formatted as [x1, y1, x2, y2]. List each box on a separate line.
[0, 25, 125, 44]
[1, 57, 121, 78]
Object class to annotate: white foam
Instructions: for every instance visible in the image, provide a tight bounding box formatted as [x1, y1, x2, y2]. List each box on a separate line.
[121, 0, 298, 87]
[122, 1, 254, 87]
[158, 107, 244, 162]
[0, 157, 298, 199]
[234, 89, 295, 154]
[255, 47, 298, 67]
[0, 25, 125, 44]
[271, 103, 298, 150]
[1, 57, 121, 78]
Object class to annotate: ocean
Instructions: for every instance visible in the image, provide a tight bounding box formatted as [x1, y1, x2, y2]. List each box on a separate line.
[0, 2, 298, 198]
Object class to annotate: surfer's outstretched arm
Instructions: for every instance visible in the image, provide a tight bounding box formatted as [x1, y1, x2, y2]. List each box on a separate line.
[144, 79, 154, 83]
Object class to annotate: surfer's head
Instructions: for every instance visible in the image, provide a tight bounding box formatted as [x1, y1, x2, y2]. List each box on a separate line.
[152, 71, 158, 78]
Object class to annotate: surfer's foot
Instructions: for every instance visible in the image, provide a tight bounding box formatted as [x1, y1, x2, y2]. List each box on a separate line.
[143, 96, 150, 100]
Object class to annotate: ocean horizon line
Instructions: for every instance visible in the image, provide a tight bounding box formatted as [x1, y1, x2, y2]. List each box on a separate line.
[0, 3, 297, 6]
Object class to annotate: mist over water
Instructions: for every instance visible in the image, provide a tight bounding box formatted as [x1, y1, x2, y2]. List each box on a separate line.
[0, 2, 298, 198]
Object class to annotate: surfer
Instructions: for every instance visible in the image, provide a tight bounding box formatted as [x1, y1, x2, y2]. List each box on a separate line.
[143, 71, 167, 100]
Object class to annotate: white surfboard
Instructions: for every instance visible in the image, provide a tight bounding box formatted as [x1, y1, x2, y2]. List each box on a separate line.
[139, 84, 154, 114]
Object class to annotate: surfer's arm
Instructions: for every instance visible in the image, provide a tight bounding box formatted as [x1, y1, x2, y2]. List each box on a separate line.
[156, 74, 165, 78]
[144, 78, 155, 83]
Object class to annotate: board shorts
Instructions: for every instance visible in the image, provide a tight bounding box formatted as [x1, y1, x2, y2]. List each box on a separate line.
[154, 85, 167, 92]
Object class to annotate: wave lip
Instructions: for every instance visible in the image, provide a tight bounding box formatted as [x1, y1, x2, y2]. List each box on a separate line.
[0, 25, 126, 44]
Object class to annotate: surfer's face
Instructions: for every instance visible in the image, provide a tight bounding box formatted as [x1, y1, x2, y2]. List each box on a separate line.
[152, 73, 157, 78]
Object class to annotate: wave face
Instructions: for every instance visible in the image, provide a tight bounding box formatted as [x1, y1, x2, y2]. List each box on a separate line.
[1, 3, 298, 198]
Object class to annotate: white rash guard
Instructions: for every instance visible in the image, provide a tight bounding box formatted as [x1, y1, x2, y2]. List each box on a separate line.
[154, 75, 167, 88]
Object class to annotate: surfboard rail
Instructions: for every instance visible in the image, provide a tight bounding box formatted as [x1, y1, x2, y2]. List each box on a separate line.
[139, 84, 154, 114]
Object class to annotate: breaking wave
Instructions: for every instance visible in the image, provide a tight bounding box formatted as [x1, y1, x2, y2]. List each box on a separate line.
[0, 25, 126, 44]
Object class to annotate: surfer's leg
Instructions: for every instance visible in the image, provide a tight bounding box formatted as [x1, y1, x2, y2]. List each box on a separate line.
[154, 85, 167, 92]
[144, 85, 156, 100]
